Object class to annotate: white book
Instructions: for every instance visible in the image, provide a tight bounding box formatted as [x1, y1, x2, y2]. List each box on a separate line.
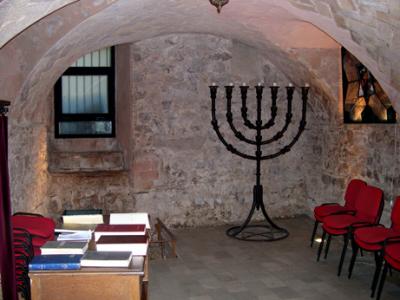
[62, 214, 104, 224]
[57, 231, 92, 241]
[109, 212, 150, 229]
[55, 223, 96, 233]
[96, 235, 148, 256]
[40, 241, 88, 255]
[80, 251, 132, 268]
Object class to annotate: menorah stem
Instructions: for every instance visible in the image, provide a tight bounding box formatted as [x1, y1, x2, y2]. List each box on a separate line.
[255, 85, 263, 189]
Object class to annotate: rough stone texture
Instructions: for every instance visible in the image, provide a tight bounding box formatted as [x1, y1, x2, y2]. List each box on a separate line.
[8, 124, 50, 215]
[47, 173, 133, 218]
[48, 151, 125, 173]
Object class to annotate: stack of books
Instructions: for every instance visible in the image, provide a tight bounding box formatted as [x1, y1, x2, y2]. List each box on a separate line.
[94, 224, 149, 257]
[29, 241, 89, 271]
[29, 211, 150, 270]
[96, 235, 148, 256]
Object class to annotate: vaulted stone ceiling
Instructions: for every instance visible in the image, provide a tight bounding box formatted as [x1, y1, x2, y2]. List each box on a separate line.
[0, 0, 399, 112]
[0, 0, 79, 48]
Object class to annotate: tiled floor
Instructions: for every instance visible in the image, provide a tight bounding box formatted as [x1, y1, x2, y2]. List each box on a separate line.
[149, 216, 400, 300]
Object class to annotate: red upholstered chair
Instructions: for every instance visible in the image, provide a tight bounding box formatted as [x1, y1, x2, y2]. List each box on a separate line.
[376, 238, 400, 300]
[317, 184, 384, 276]
[348, 197, 400, 297]
[311, 179, 367, 247]
[12, 212, 56, 255]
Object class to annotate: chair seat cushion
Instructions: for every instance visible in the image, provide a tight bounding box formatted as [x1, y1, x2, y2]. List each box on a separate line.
[323, 214, 372, 235]
[314, 205, 347, 222]
[12, 215, 55, 238]
[354, 227, 397, 251]
[385, 243, 400, 270]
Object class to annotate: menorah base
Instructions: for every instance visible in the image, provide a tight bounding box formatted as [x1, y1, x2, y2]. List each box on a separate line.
[226, 185, 289, 241]
[226, 224, 289, 242]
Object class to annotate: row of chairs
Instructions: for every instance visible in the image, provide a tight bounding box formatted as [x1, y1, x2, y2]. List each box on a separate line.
[311, 179, 400, 299]
[13, 227, 34, 299]
[12, 212, 56, 299]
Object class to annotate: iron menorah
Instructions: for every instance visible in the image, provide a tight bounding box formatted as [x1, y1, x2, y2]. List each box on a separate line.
[209, 82, 309, 241]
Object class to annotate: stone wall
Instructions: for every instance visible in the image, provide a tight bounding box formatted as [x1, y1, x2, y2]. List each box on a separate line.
[8, 33, 329, 226]
[7, 32, 399, 227]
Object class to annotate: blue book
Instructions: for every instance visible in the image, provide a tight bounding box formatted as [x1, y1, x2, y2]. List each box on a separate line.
[29, 254, 82, 271]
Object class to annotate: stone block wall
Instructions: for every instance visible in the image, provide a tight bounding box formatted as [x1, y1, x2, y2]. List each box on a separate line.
[7, 32, 399, 227]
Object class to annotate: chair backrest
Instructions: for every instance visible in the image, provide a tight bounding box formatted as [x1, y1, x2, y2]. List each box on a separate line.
[354, 185, 384, 223]
[391, 197, 400, 231]
[344, 179, 367, 209]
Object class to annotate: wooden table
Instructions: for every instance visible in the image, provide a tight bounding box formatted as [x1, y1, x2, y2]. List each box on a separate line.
[30, 255, 148, 300]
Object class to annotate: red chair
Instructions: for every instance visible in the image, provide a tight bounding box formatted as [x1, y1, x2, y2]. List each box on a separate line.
[12, 212, 56, 255]
[311, 179, 367, 247]
[317, 184, 384, 276]
[376, 237, 400, 300]
[348, 197, 400, 297]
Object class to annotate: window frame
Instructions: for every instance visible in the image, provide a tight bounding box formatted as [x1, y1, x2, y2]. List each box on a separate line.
[54, 47, 116, 138]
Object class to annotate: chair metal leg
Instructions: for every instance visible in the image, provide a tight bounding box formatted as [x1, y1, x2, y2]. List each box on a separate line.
[317, 230, 326, 262]
[311, 220, 319, 248]
[371, 251, 383, 298]
[324, 234, 331, 259]
[338, 233, 349, 276]
[376, 261, 388, 300]
[348, 242, 359, 279]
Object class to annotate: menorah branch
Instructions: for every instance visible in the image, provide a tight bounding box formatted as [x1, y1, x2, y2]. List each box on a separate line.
[240, 86, 257, 130]
[261, 86, 279, 129]
[225, 86, 257, 145]
[260, 86, 294, 145]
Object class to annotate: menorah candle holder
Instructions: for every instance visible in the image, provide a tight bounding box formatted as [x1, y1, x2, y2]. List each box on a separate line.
[209, 82, 309, 241]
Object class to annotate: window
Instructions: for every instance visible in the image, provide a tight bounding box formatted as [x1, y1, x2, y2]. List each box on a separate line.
[54, 47, 115, 138]
[342, 47, 396, 123]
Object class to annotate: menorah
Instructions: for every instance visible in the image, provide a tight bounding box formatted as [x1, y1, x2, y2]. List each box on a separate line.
[209, 82, 309, 241]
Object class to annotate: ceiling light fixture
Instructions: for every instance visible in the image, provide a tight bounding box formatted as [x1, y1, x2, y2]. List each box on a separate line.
[209, 0, 229, 13]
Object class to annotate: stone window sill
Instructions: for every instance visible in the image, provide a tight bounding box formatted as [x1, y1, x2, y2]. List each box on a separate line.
[48, 151, 126, 174]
